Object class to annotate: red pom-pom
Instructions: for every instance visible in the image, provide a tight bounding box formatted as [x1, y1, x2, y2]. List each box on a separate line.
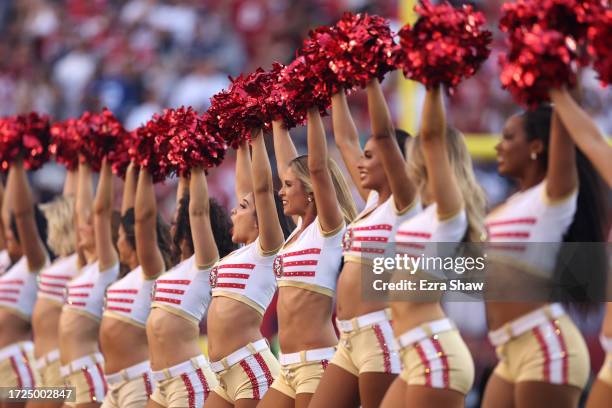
[588, 9, 612, 86]
[130, 113, 176, 183]
[0, 113, 51, 171]
[397, 0, 492, 92]
[107, 131, 135, 178]
[260, 63, 303, 129]
[205, 86, 248, 149]
[165, 106, 227, 176]
[499, 26, 577, 108]
[50, 119, 81, 171]
[77, 108, 129, 172]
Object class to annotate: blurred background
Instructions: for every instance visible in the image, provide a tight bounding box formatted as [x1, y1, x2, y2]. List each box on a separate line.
[0, 0, 610, 406]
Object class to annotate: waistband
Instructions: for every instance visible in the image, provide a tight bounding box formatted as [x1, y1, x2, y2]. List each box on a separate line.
[151, 355, 208, 382]
[601, 334, 612, 354]
[0, 341, 34, 361]
[210, 338, 269, 373]
[36, 349, 61, 370]
[488, 303, 565, 347]
[279, 346, 336, 366]
[106, 360, 151, 385]
[60, 352, 105, 378]
[398, 318, 455, 349]
[336, 309, 392, 333]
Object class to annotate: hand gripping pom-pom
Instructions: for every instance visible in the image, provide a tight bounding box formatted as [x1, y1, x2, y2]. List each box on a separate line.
[396, 0, 492, 92]
[0, 113, 51, 171]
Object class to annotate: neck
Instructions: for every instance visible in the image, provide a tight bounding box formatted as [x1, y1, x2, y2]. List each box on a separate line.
[376, 183, 392, 205]
[246, 231, 258, 246]
[518, 166, 546, 191]
[300, 206, 317, 230]
[129, 258, 139, 271]
[84, 249, 98, 264]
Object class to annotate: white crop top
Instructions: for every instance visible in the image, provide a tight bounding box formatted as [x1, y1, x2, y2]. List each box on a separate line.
[151, 255, 214, 325]
[210, 238, 277, 315]
[103, 266, 156, 328]
[343, 191, 421, 265]
[0, 257, 41, 319]
[485, 180, 577, 277]
[37, 254, 80, 304]
[0, 250, 11, 276]
[396, 204, 467, 278]
[64, 261, 120, 320]
[275, 217, 345, 297]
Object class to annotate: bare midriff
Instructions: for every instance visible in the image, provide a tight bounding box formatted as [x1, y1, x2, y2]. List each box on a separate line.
[58, 309, 101, 364]
[32, 299, 63, 357]
[146, 308, 201, 371]
[207, 297, 263, 362]
[99, 317, 149, 374]
[336, 261, 388, 320]
[0, 309, 31, 349]
[277, 286, 337, 353]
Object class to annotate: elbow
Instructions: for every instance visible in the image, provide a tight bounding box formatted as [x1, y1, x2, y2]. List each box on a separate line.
[253, 178, 273, 196]
[308, 165, 328, 179]
[371, 128, 395, 140]
[189, 201, 210, 218]
[135, 207, 155, 224]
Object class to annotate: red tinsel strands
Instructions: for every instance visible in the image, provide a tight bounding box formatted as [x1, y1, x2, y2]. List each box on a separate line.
[270, 56, 331, 124]
[396, 0, 492, 92]
[499, 26, 577, 109]
[205, 87, 248, 149]
[260, 63, 303, 129]
[330, 12, 398, 88]
[107, 131, 135, 178]
[164, 106, 227, 176]
[49, 119, 81, 171]
[77, 108, 129, 172]
[0, 113, 51, 171]
[588, 9, 612, 86]
[129, 114, 176, 183]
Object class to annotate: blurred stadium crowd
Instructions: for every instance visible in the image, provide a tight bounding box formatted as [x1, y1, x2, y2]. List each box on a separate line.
[0, 2, 609, 405]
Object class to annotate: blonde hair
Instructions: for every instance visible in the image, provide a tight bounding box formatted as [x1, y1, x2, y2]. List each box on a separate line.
[407, 128, 486, 242]
[39, 196, 76, 257]
[289, 155, 358, 223]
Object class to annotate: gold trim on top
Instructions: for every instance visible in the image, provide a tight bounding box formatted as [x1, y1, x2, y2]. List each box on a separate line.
[437, 205, 465, 222]
[277, 281, 334, 298]
[150, 303, 200, 326]
[318, 220, 345, 238]
[343, 255, 374, 267]
[258, 240, 283, 258]
[0, 305, 31, 322]
[102, 310, 146, 328]
[61, 306, 102, 322]
[196, 258, 218, 271]
[394, 196, 419, 216]
[541, 182, 578, 207]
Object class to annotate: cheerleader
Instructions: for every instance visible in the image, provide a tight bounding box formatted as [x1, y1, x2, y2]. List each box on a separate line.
[58, 160, 121, 407]
[146, 167, 235, 408]
[309, 81, 420, 408]
[29, 172, 79, 408]
[204, 131, 293, 407]
[98, 162, 175, 408]
[258, 112, 357, 408]
[481, 93, 607, 407]
[379, 85, 486, 407]
[0, 159, 53, 407]
[548, 87, 612, 408]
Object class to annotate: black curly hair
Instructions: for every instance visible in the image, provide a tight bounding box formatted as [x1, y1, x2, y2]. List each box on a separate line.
[10, 205, 55, 261]
[173, 194, 237, 261]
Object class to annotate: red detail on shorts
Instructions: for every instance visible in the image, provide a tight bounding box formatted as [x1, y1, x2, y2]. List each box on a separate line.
[143, 373, 152, 396]
[486, 217, 536, 227]
[21, 351, 35, 387]
[218, 263, 256, 270]
[281, 248, 321, 258]
[553, 320, 570, 384]
[533, 327, 551, 382]
[321, 360, 329, 370]
[181, 373, 195, 408]
[414, 342, 432, 387]
[82, 367, 96, 401]
[396, 230, 432, 239]
[216, 283, 246, 289]
[240, 360, 260, 399]
[106, 289, 138, 294]
[10, 356, 22, 388]
[430, 337, 450, 388]
[106, 306, 132, 313]
[195, 368, 210, 400]
[372, 324, 391, 374]
[254, 353, 274, 387]
[153, 296, 181, 304]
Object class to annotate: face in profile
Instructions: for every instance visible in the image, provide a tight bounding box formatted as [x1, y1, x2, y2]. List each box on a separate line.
[4, 225, 22, 260]
[357, 138, 388, 191]
[279, 167, 309, 217]
[496, 114, 541, 179]
[117, 225, 134, 266]
[78, 218, 96, 255]
[230, 193, 257, 244]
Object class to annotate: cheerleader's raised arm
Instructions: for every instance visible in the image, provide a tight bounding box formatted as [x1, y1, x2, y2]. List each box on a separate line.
[93, 159, 119, 272]
[135, 168, 166, 278]
[189, 167, 219, 269]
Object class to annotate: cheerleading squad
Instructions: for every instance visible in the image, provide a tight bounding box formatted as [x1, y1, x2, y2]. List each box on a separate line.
[0, 2, 611, 408]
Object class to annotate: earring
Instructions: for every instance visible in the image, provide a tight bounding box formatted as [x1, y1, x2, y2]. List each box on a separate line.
[307, 196, 313, 203]
[530, 152, 537, 160]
